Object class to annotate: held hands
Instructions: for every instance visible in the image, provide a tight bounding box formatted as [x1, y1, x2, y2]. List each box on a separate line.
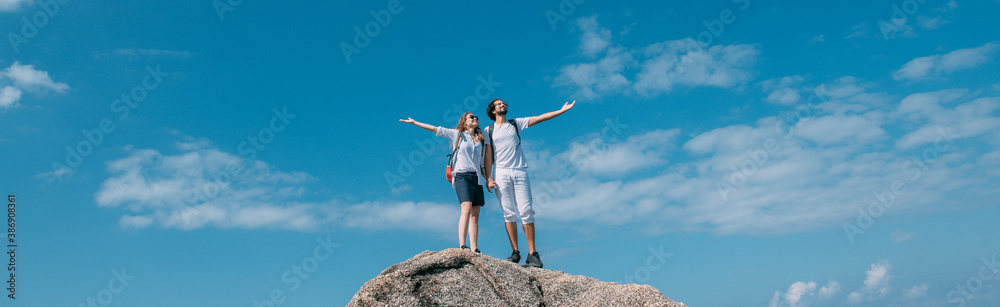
[487, 179, 496, 193]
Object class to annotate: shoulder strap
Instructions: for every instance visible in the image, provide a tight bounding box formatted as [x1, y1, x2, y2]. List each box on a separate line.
[448, 133, 463, 167]
[487, 124, 496, 162]
[509, 119, 521, 141]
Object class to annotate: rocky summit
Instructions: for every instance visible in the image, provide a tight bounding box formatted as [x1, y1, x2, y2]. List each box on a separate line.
[348, 248, 687, 306]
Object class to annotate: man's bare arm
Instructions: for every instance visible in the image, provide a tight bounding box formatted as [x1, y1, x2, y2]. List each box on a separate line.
[527, 100, 575, 127]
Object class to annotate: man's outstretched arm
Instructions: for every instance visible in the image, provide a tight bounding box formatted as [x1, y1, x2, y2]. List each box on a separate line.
[527, 100, 575, 128]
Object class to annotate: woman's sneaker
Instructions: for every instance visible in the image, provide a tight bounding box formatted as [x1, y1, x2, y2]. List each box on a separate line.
[525, 252, 543, 268]
[506, 250, 521, 263]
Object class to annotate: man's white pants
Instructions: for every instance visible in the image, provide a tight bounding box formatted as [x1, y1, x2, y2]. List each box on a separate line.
[494, 167, 534, 224]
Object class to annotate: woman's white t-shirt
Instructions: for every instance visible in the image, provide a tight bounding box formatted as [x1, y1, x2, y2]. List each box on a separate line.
[437, 127, 490, 186]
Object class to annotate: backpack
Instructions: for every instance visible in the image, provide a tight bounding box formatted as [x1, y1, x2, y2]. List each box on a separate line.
[486, 119, 520, 163]
[445, 134, 463, 182]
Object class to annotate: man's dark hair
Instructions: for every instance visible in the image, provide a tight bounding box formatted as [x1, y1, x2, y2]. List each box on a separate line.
[486, 98, 503, 121]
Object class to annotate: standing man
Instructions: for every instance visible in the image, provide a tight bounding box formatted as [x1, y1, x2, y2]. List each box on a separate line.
[486, 98, 575, 268]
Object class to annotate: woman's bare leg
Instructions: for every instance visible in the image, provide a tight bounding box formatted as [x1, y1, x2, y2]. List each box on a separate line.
[458, 201, 472, 247]
[469, 204, 481, 250]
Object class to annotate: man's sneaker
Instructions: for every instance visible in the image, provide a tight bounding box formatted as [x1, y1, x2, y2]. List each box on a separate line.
[460, 245, 469, 250]
[506, 250, 521, 263]
[474, 248, 481, 254]
[525, 252, 543, 268]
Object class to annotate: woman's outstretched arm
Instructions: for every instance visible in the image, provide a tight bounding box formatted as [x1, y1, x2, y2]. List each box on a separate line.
[399, 117, 438, 132]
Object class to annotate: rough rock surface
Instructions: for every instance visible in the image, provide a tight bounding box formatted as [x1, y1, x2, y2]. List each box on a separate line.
[348, 248, 687, 307]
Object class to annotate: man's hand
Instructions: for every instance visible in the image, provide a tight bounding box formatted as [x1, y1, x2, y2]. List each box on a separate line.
[560, 100, 576, 112]
[528, 100, 577, 127]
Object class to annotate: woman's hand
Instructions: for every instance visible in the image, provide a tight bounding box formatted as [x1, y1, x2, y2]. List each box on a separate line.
[401, 118, 438, 132]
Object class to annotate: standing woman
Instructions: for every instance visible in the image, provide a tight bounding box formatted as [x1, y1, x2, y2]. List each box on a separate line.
[399, 112, 493, 253]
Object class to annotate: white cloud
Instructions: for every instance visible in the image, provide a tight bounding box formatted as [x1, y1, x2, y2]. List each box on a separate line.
[808, 35, 825, 45]
[555, 47, 632, 99]
[110, 48, 193, 59]
[903, 283, 930, 300]
[577, 17, 612, 56]
[894, 43, 999, 81]
[794, 113, 888, 145]
[917, 16, 948, 30]
[814, 76, 868, 100]
[847, 260, 893, 303]
[878, 18, 918, 40]
[890, 228, 916, 242]
[784, 281, 817, 305]
[0, 0, 31, 12]
[634, 39, 759, 96]
[96, 141, 458, 233]
[120, 215, 154, 229]
[555, 18, 759, 99]
[818, 280, 841, 299]
[524, 79, 1000, 235]
[894, 90, 1000, 150]
[33, 166, 73, 181]
[556, 129, 679, 176]
[0, 62, 69, 109]
[2, 62, 70, 93]
[760, 75, 806, 105]
[340, 201, 456, 234]
[0, 86, 22, 108]
[770, 279, 839, 307]
[846, 22, 870, 39]
[936, 1, 958, 12]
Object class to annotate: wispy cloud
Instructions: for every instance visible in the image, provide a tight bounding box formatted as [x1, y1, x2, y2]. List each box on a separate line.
[555, 17, 759, 99]
[902, 283, 929, 300]
[99, 49, 194, 60]
[893, 43, 999, 81]
[808, 35, 825, 46]
[890, 228, 916, 242]
[0, 0, 31, 12]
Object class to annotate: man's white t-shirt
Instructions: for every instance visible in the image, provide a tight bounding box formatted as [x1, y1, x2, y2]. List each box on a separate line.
[437, 127, 490, 185]
[489, 117, 530, 169]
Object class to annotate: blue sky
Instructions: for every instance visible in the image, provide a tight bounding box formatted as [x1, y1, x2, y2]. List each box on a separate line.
[2, 0, 1000, 306]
